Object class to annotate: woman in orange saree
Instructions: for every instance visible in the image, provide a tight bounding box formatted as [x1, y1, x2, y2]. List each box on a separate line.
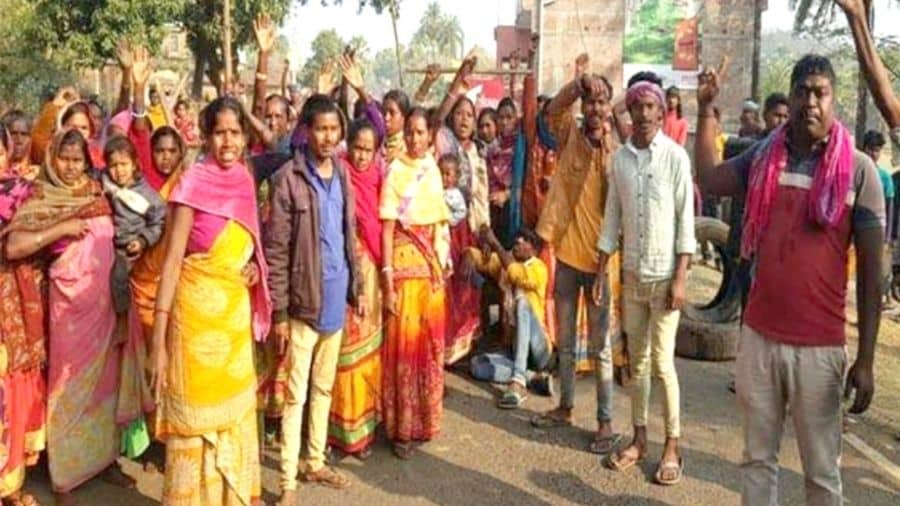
[380, 108, 450, 460]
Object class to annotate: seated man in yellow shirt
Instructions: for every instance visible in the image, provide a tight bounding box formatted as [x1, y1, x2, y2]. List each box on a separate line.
[466, 227, 553, 409]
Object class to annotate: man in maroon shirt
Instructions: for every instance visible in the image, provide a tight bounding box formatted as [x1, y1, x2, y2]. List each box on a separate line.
[695, 54, 883, 505]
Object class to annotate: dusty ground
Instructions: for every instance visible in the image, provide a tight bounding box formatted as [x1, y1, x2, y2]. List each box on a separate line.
[19, 264, 900, 505]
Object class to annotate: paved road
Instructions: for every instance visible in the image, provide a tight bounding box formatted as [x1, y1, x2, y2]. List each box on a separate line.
[23, 355, 900, 505]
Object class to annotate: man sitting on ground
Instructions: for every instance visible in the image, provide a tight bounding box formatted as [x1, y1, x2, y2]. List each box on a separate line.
[467, 227, 553, 409]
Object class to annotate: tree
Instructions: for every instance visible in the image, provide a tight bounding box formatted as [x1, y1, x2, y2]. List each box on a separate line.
[298, 29, 348, 89]
[411, 2, 464, 61]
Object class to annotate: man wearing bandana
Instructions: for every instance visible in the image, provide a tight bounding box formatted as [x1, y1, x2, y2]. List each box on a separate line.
[594, 79, 695, 486]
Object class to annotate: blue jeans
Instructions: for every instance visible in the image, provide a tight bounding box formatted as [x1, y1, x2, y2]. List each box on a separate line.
[471, 299, 550, 385]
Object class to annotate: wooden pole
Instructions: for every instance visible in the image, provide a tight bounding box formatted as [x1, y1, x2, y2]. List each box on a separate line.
[405, 68, 532, 76]
[223, 0, 233, 92]
[389, 1, 404, 88]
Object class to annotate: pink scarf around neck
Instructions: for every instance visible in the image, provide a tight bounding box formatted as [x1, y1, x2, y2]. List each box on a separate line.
[741, 121, 854, 260]
[168, 157, 272, 341]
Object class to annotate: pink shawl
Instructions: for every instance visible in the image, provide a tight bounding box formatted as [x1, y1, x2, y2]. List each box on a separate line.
[741, 121, 854, 260]
[168, 157, 272, 341]
[341, 152, 384, 265]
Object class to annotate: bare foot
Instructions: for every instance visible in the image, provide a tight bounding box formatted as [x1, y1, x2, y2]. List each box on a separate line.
[277, 489, 297, 506]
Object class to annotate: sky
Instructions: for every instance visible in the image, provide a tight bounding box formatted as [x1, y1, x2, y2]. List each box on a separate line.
[282, 0, 900, 63]
[283, 0, 518, 63]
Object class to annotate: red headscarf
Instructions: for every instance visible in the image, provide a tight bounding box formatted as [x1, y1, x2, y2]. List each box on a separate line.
[340, 151, 384, 265]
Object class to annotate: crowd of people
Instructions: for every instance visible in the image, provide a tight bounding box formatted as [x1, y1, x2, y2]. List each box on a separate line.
[0, 0, 896, 505]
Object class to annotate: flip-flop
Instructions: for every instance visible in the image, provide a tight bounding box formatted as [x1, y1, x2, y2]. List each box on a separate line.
[654, 457, 684, 486]
[588, 433, 623, 455]
[530, 412, 572, 428]
[605, 449, 643, 472]
[497, 388, 527, 409]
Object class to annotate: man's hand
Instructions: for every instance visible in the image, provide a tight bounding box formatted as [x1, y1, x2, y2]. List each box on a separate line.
[591, 272, 606, 306]
[575, 53, 589, 78]
[668, 276, 687, 310]
[273, 321, 290, 356]
[253, 13, 277, 54]
[696, 56, 729, 107]
[844, 359, 875, 414]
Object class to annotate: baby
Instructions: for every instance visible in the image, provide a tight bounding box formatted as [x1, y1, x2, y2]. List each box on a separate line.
[102, 135, 166, 316]
[438, 153, 467, 227]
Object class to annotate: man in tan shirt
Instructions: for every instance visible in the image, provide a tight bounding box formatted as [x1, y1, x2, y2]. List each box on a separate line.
[531, 54, 621, 455]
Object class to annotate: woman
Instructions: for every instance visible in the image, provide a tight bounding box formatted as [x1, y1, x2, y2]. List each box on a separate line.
[0, 128, 45, 506]
[5, 129, 133, 504]
[327, 118, 385, 460]
[663, 86, 688, 147]
[31, 92, 105, 168]
[382, 90, 410, 164]
[477, 107, 499, 155]
[380, 108, 449, 459]
[150, 97, 270, 505]
[1, 111, 39, 182]
[434, 60, 490, 364]
[485, 97, 529, 248]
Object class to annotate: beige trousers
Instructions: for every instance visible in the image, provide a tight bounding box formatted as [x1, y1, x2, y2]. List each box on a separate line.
[279, 319, 342, 491]
[736, 325, 846, 506]
[623, 278, 682, 438]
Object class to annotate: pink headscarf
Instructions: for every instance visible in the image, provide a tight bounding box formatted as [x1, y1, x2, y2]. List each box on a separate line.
[625, 81, 667, 112]
[340, 151, 384, 266]
[741, 121, 854, 260]
[168, 157, 272, 341]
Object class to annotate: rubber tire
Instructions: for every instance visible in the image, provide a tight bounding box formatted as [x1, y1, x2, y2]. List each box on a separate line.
[675, 217, 740, 361]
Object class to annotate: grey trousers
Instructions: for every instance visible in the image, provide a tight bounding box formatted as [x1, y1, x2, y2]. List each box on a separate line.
[736, 325, 846, 506]
[554, 261, 613, 423]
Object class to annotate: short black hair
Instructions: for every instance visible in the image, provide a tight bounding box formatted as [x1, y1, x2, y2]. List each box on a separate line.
[301, 94, 342, 128]
[627, 71, 664, 89]
[498, 97, 517, 113]
[151, 125, 185, 154]
[200, 96, 247, 137]
[790, 54, 837, 90]
[515, 227, 543, 250]
[763, 92, 789, 114]
[347, 118, 376, 145]
[862, 130, 886, 150]
[438, 152, 460, 171]
[103, 134, 140, 172]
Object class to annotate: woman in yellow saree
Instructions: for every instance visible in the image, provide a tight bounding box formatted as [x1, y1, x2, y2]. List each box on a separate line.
[150, 98, 271, 506]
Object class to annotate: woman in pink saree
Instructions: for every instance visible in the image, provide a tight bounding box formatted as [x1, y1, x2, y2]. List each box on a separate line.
[5, 129, 136, 505]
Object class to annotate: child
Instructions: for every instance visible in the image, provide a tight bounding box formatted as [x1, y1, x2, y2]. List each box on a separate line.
[439, 153, 467, 227]
[467, 227, 553, 409]
[173, 99, 200, 148]
[102, 135, 166, 318]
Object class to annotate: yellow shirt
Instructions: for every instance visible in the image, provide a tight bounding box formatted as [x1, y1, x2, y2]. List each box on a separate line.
[466, 249, 551, 349]
[715, 133, 729, 161]
[536, 108, 612, 273]
[148, 104, 168, 131]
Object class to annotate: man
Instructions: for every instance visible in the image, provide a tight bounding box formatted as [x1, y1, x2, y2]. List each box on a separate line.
[266, 95, 361, 504]
[737, 99, 762, 138]
[861, 131, 894, 240]
[531, 53, 621, 456]
[595, 80, 695, 485]
[466, 228, 553, 409]
[695, 54, 883, 505]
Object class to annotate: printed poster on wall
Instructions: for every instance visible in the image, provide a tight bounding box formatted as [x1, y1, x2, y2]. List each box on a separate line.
[623, 0, 702, 89]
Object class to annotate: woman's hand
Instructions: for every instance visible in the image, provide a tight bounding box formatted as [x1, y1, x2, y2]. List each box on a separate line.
[148, 336, 168, 404]
[253, 13, 277, 54]
[60, 219, 90, 239]
[384, 280, 399, 316]
[52, 86, 79, 108]
[131, 45, 152, 89]
[489, 190, 509, 207]
[241, 262, 260, 287]
[126, 239, 144, 257]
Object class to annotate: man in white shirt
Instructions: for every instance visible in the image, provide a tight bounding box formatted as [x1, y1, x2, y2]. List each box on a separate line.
[593, 80, 695, 486]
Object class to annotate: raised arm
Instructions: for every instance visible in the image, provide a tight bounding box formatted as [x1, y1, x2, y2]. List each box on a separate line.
[30, 87, 77, 164]
[413, 64, 442, 106]
[434, 54, 477, 127]
[114, 39, 134, 115]
[281, 59, 291, 98]
[695, 62, 742, 197]
[131, 46, 153, 133]
[545, 53, 591, 119]
[838, 0, 900, 127]
[251, 13, 276, 120]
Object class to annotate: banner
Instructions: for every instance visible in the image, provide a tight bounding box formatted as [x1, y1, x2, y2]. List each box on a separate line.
[623, 0, 702, 89]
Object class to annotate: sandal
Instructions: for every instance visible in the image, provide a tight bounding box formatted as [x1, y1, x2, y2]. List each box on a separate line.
[300, 466, 351, 489]
[654, 457, 684, 486]
[606, 447, 644, 472]
[530, 410, 573, 429]
[497, 383, 527, 409]
[393, 442, 414, 460]
[588, 433, 623, 455]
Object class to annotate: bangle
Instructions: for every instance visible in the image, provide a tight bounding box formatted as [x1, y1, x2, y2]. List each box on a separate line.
[256, 72, 268, 81]
[34, 234, 42, 249]
[381, 266, 394, 274]
[154, 308, 170, 316]
[133, 108, 148, 119]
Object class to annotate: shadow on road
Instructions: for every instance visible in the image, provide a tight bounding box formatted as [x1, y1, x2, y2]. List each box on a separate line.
[529, 469, 671, 506]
